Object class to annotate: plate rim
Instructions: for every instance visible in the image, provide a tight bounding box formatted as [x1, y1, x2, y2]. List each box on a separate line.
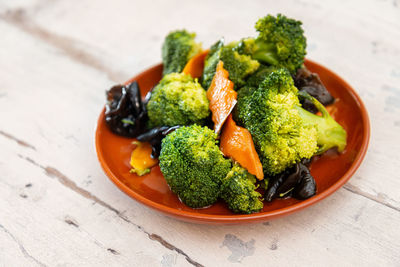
[95, 59, 370, 224]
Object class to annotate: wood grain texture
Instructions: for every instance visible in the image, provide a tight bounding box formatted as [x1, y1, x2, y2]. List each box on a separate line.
[0, 0, 399, 266]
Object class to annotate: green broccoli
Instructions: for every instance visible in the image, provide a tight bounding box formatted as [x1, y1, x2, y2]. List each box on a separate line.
[146, 73, 209, 127]
[159, 125, 232, 208]
[201, 39, 224, 89]
[235, 68, 346, 175]
[296, 91, 347, 154]
[202, 39, 260, 90]
[238, 14, 306, 74]
[162, 30, 202, 75]
[245, 64, 278, 88]
[221, 164, 263, 214]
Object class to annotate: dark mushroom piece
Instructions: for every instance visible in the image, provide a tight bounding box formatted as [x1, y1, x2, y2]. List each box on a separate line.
[136, 126, 181, 158]
[292, 163, 317, 199]
[105, 81, 148, 137]
[293, 67, 334, 113]
[144, 87, 153, 105]
[275, 163, 301, 197]
[127, 82, 143, 115]
[301, 157, 313, 166]
[265, 170, 290, 202]
[265, 161, 317, 201]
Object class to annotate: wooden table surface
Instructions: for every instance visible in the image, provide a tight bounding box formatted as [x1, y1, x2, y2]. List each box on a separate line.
[1, 0, 399, 266]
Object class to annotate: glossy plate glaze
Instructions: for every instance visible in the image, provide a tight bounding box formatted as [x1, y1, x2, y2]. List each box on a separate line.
[95, 59, 370, 224]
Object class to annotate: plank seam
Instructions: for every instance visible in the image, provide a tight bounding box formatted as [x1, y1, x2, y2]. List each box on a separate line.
[0, 130, 36, 150]
[0, 9, 126, 82]
[18, 154, 204, 267]
[343, 184, 400, 212]
[0, 223, 47, 267]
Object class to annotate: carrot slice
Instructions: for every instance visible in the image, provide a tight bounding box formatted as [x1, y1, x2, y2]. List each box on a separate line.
[182, 50, 209, 79]
[130, 141, 158, 176]
[206, 61, 237, 134]
[220, 115, 264, 180]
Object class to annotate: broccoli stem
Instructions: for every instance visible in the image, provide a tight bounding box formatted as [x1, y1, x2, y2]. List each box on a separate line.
[251, 41, 279, 66]
[296, 92, 347, 154]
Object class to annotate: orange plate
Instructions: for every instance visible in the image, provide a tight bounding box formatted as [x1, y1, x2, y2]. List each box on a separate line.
[95, 59, 370, 224]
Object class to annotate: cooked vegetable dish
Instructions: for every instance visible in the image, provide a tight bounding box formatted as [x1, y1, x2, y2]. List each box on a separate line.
[104, 13, 347, 214]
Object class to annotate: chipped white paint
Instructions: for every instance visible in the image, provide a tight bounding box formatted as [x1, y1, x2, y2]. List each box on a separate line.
[0, 0, 399, 266]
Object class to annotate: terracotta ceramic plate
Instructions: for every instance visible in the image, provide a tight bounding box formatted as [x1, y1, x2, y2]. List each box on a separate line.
[95, 59, 370, 224]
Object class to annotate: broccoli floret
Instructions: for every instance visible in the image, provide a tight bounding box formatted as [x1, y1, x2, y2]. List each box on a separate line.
[162, 30, 202, 75]
[159, 125, 232, 208]
[246, 64, 278, 88]
[235, 68, 317, 175]
[221, 164, 263, 214]
[236, 85, 256, 104]
[220, 45, 260, 89]
[236, 68, 346, 175]
[147, 73, 210, 127]
[296, 91, 347, 154]
[241, 14, 306, 74]
[202, 39, 224, 90]
[202, 39, 260, 90]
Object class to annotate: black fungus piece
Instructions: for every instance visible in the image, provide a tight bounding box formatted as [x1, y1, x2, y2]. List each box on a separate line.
[265, 162, 317, 201]
[144, 87, 153, 105]
[265, 171, 288, 202]
[105, 81, 148, 137]
[301, 157, 313, 166]
[275, 163, 301, 197]
[265, 163, 300, 201]
[127, 82, 143, 115]
[136, 126, 180, 158]
[292, 164, 317, 199]
[293, 67, 334, 113]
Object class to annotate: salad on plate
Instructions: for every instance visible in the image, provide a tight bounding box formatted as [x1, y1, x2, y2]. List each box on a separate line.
[103, 14, 347, 214]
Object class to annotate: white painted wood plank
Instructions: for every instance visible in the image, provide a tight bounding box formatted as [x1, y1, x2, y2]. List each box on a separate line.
[0, 224, 42, 267]
[0, 142, 189, 266]
[0, 0, 399, 266]
[1, 138, 399, 266]
[0, 0, 42, 11]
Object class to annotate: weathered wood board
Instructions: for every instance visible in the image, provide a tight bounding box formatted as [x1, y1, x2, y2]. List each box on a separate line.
[0, 0, 399, 266]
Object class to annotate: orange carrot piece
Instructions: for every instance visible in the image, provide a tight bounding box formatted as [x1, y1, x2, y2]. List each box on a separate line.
[182, 50, 209, 79]
[207, 61, 262, 178]
[220, 115, 264, 180]
[130, 141, 158, 176]
[206, 61, 237, 134]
